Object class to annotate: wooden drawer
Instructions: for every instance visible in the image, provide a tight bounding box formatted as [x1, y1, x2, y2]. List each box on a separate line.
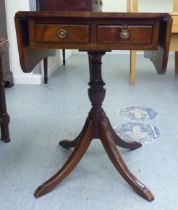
[97, 25, 153, 45]
[35, 24, 90, 43]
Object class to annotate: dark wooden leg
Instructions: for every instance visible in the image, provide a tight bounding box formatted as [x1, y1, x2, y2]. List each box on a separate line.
[87, 51, 153, 201]
[59, 135, 80, 149]
[106, 119, 142, 150]
[35, 51, 154, 201]
[62, 49, 66, 66]
[175, 52, 178, 74]
[44, 58, 48, 84]
[34, 119, 93, 198]
[59, 120, 89, 149]
[99, 119, 154, 202]
[0, 57, 10, 142]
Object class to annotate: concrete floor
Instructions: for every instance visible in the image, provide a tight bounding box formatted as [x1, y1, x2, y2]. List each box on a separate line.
[0, 54, 178, 210]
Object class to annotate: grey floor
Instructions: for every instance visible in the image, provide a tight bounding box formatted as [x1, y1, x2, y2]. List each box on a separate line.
[1, 54, 178, 210]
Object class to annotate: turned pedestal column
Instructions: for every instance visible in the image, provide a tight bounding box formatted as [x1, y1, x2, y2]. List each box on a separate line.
[34, 51, 154, 202]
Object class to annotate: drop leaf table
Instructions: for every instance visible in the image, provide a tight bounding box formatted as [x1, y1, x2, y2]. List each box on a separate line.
[15, 11, 172, 201]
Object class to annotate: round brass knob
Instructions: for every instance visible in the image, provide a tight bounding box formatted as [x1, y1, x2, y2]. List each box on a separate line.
[120, 25, 130, 40]
[58, 29, 68, 39]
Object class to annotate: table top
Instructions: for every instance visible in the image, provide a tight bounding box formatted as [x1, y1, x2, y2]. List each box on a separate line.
[15, 11, 171, 19]
[15, 11, 172, 74]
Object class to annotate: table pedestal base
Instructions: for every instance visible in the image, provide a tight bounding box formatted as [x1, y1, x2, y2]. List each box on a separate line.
[34, 51, 154, 202]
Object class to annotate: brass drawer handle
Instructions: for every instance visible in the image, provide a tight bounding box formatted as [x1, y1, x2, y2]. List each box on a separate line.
[120, 25, 130, 39]
[58, 29, 68, 39]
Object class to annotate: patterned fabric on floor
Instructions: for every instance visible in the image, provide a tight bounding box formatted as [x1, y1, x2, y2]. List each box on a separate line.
[114, 123, 160, 144]
[118, 107, 158, 121]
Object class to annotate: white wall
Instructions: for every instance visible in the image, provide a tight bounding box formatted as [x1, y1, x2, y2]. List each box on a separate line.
[102, 0, 173, 12]
[5, 0, 61, 84]
[5, 0, 35, 84]
[138, 0, 173, 12]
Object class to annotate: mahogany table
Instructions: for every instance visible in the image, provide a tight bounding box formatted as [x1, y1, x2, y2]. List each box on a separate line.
[0, 39, 10, 142]
[15, 11, 172, 202]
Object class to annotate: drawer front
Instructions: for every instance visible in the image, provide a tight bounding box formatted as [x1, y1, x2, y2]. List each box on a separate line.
[97, 25, 153, 44]
[35, 24, 90, 43]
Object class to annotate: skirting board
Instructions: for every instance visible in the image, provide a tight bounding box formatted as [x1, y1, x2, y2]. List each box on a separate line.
[13, 73, 42, 85]
[13, 62, 60, 85]
[13, 50, 72, 85]
[14, 61, 61, 85]
[40, 60, 60, 80]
